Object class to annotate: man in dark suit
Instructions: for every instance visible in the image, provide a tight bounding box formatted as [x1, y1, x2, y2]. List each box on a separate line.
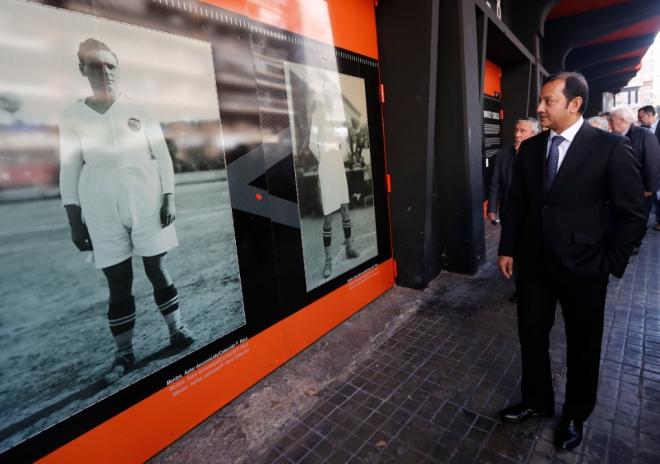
[498, 72, 646, 451]
[638, 105, 660, 143]
[638, 105, 660, 231]
[611, 106, 660, 247]
[487, 118, 541, 225]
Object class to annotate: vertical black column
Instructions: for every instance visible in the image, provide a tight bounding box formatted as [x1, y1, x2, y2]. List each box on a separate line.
[501, 61, 533, 147]
[434, 0, 486, 274]
[531, 63, 544, 114]
[376, 0, 441, 288]
[377, 0, 486, 287]
[585, 89, 604, 117]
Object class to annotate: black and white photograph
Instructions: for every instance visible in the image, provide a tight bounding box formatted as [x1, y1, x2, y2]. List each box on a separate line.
[284, 61, 378, 291]
[0, 1, 245, 453]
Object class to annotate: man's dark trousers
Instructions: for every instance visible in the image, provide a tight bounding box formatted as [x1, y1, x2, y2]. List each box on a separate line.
[516, 254, 608, 421]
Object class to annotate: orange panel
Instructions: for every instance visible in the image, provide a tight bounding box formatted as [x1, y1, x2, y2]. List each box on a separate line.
[483, 60, 502, 97]
[202, 0, 379, 58]
[200, 0, 248, 14]
[326, 0, 378, 59]
[38, 260, 395, 463]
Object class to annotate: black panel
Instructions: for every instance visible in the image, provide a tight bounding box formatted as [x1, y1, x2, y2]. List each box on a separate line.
[376, 0, 436, 288]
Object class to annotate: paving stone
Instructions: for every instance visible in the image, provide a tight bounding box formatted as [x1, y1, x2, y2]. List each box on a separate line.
[284, 443, 312, 463]
[274, 453, 300, 464]
[474, 415, 498, 432]
[323, 448, 351, 464]
[581, 442, 607, 462]
[298, 451, 324, 464]
[475, 447, 500, 463]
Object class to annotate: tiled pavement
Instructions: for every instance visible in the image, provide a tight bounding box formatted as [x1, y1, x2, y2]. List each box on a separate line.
[255, 223, 660, 464]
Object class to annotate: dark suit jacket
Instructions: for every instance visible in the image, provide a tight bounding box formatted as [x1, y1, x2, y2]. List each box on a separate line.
[654, 123, 660, 146]
[499, 122, 647, 280]
[487, 145, 516, 216]
[626, 124, 660, 191]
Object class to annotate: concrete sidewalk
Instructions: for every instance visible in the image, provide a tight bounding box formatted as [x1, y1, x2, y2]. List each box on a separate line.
[152, 223, 660, 464]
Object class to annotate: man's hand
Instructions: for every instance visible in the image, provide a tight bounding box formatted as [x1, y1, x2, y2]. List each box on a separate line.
[71, 222, 93, 251]
[644, 191, 653, 198]
[161, 193, 176, 227]
[498, 256, 514, 279]
[64, 204, 92, 251]
[487, 212, 497, 222]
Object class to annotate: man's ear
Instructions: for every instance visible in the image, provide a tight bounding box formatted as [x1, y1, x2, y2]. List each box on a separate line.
[570, 96, 583, 114]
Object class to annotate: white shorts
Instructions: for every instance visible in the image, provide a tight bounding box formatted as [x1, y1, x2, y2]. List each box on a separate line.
[79, 163, 178, 269]
[318, 147, 350, 216]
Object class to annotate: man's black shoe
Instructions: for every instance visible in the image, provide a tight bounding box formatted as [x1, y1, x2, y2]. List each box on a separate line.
[499, 404, 553, 424]
[554, 419, 583, 450]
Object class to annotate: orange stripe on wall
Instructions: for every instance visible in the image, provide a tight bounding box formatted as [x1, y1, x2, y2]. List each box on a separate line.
[201, 0, 379, 59]
[38, 260, 395, 464]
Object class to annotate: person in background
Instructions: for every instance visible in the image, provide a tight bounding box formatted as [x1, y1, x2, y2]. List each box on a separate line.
[488, 118, 541, 225]
[487, 117, 540, 302]
[638, 105, 660, 231]
[610, 106, 660, 251]
[638, 105, 660, 142]
[598, 111, 611, 129]
[587, 116, 609, 132]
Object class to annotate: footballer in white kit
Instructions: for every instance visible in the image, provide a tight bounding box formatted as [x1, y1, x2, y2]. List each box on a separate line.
[59, 39, 194, 385]
[308, 82, 359, 280]
[59, 94, 179, 268]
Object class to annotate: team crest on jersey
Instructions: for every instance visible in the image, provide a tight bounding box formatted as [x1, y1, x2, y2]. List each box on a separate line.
[127, 117, 142, 132]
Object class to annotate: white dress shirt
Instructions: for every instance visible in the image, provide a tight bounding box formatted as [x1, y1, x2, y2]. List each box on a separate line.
[546, 116, 584, 172]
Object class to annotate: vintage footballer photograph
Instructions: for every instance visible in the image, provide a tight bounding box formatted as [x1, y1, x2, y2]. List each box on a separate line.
[0, 1, 245, 452]
[284, 61, 379, 291]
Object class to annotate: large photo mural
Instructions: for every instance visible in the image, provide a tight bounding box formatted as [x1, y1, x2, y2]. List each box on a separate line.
[0, 1, 244, 453]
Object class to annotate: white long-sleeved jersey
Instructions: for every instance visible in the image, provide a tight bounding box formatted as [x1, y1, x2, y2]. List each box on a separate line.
[59, 94, 174, 206]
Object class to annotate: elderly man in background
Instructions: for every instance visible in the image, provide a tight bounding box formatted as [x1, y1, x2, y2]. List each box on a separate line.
[638, 105, 660, 231]
[587, 116, 609, 132]
[488, 117, 540, 303]
[488, 118, 541, 224]
[610, 105, 660, 251]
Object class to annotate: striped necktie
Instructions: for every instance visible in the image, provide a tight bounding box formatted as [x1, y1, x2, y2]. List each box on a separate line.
[545, 135, 564, 193]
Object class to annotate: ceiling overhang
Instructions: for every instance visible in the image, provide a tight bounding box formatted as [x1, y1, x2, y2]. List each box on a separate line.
[543, 0, 660, 93]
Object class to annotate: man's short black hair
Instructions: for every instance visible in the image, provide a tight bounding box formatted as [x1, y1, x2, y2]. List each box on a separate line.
[77, 38, 118, 65]
[638, 105, 656, 116]
[543, 72, 589, 114]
